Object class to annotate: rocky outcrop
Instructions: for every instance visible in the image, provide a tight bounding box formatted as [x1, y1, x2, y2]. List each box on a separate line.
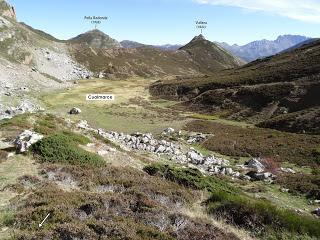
[0, 1, 16, 21]
[14, 130, 43, 153]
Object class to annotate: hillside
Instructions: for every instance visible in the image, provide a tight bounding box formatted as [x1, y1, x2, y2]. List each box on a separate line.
[180, 35, 245, 72]
[1, 1, 320, 239]
[150, 39, 320, 134]
[69, 34, 244, 78]
[220, 35, 311, 62]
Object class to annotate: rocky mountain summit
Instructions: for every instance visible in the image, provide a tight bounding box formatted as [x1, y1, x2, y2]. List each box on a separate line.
[0, 0, 16, 20]
[69, 29, 121, 49]
[219, 35, 311, 62]
[180, 34, 246, 72]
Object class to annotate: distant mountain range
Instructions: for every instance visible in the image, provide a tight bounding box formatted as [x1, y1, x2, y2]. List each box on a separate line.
[70, 32, 243, 77]
[218, 35, 313, 62]
[120, 40, 182, 51]
[121, 35, 316, 62]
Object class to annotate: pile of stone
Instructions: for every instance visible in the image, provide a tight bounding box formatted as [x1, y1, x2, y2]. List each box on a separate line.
[77, 120, 242, 178]
[14, 130, 43, 153]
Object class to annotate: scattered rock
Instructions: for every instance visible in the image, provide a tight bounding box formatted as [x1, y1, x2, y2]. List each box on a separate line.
[281, 188, 290, 193]
[77, 120, 89, 129]
[14, 130, 43, 153]
[187, 133, 208, 144]
[97, 150, 109, 156]
[0, 100, 43, 120]
[98, 72, 105, 79]
[162, 127, 175, 135]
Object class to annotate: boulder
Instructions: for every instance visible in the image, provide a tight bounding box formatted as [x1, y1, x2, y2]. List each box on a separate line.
[14, 130, 43, 153]
[69, 107, 82, 115]
[245, 158, 265, 173]
[312, 208, 320, 217]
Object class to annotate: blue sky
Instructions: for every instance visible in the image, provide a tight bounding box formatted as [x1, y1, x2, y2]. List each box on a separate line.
[7, 0, 320, 45]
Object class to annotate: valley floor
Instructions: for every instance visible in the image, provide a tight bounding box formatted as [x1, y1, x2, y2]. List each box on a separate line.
[0, 77, 319, 239]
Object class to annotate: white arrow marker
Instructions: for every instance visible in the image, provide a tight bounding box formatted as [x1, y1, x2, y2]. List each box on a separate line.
[39, 213, 51, 227]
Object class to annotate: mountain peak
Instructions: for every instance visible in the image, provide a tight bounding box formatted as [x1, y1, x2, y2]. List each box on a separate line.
[191, 34, 206, 42]
[69, 29, 121, 49]
[84, 29, 106, 36]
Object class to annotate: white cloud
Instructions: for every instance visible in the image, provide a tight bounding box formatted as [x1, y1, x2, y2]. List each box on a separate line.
[193, 0, 320, 23]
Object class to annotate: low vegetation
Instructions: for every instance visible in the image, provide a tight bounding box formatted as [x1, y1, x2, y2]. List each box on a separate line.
[185, 120, 320, 167]
[0, 114, 33, 131]
[144, 163, 320, 238]
[30, 132, 105, 167]
[34, 114, 64, 135]
[277, 173, 320, 199]
[9, 165, 237, 240]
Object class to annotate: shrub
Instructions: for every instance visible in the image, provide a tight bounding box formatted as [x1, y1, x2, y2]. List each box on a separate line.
[277, 173, 320, 199]
[144, 163, 236, 193]
[30, 132, 104, 167]
[34, 114, 61, 135]
[145, 163, 320, 238]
